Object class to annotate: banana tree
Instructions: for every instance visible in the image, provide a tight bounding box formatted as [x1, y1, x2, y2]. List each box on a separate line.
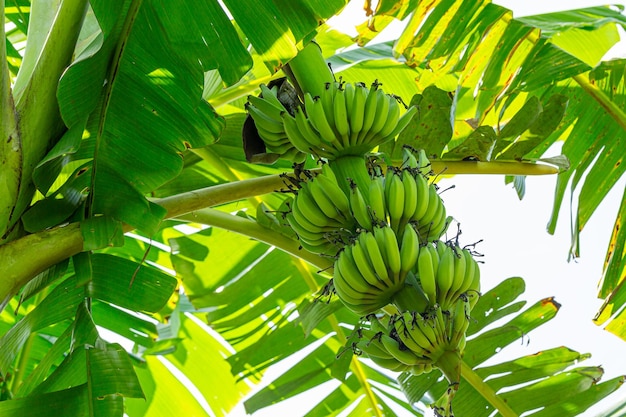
[1, 0, 626, 416]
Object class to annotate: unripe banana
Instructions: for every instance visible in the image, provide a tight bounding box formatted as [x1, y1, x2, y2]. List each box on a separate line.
[349, 83, 367, 145]
[377, 225, 402, 284]
[407, 313, 438, 353]
[314, 173, 352, 219]
[436, 244, 456, 308]
[450, 297, 470, 348]
[376, 95, 401, 139]
[365, 89, 391, 142]
[355, 338, 393, 360]
[333, 84, 350, 145]
[307, 178, 346, 221]
[368, 355, 411, 373]
[412, 173, 431, 221]
[417, 148, 432, 175]
[368, 174, 387, 223]
[467, 260, 481, 311]
[360, 81, 381, 138]
[445, 245, 467, 308]
[399, 224, 420, 280]
[401, 169, 418, 225]
[378, 332, 423, 366]
[382, 105, 418, 142]
[393, 312, 433, 357]
[305, 93, 340, 148]
[358, 231, 391, 285]
[247, 94, 285, 121]
[246, 103, 286, 135]
[419, 185, 442, 227]
[352, 238, 388, 291]
[321, 82, 338, 130]
[283, 112, 332, 157]
[402, 146, 419, 169]
[336, 246, 381, 295]
[294, 106, 323, 148]
[417, 243, 438, 305]
[385, 169, 405, 232]
[259, 84, 285, 109]
[350, 183, 374, 231]
[294, 185, 341, 228]
[333, 265, 382, 314]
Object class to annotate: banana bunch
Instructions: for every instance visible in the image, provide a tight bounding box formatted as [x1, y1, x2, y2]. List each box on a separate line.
[282, 80, 417, 159]
[286, 163, 354, 256]
[332, 224, 414, 315]
[355, 300, 470, 375]
[246, 84, 306, 162]
[349, 156, 450, 243]
[416, 241, 481, 312]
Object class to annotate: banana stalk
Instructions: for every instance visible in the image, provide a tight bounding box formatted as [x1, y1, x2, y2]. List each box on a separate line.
[328, 155, 372, 201]
[283, 40, 334, 100]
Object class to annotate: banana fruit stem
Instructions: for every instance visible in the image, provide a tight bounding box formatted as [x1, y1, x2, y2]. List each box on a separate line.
[284, 41, 334, 99]
[176, 208, 333, 272]
[435, 349, 462, 387]
[329, 155, 372, 199]
[460, 360, 519, 417]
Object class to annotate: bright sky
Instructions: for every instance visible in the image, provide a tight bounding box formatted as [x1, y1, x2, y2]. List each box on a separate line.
[229, 2, 626, 416]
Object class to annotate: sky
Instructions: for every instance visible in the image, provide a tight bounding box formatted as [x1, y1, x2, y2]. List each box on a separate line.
[227, 1, 626, 416]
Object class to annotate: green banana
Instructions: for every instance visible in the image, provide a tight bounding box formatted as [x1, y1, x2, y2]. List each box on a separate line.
[314, 172, 352, 217]
[360, 81, 381, 139]
[333, 84, 350, 145]
[399, 223, 420, 280]
[294, 105, 323, 148]
[412, 173, 431, 221]
[333, 264, 381, 311]
[365, 89, 390, 143]
[349, 83, 367, 145]
[380, 332, 425, 366]
[385, 168, 405, 232]
[417, 243, 438, 305]
[368, 174, 387, 223]
[305, 93, 340, 149]
[352, 238, 388, 291]
[377, 225, 402, 284]
[294, 185, 340, 228]
[450, 297, 470, 348]
[436, 243, 455, 307]
[376, 94, 400, 139]
[402, 146, 419, 169]
[368, 355, 411, 373]
[407, 312, 438, 353]
[359, 231, 391, 285]
[247, 94, 285, 121]
[443, 246, 466, 308]
[394, 312, 433, 357]
[246, 103, 286, 135]
[259, 84, 286, 109]
[401, 168, 418, 226]
[350, 183, 374, 231]
[382, 105, 418, 142]
[336, 246, 382, 295]
[283, 112, 320, 156]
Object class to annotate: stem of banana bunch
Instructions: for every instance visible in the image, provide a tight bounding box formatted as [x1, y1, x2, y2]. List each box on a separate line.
[460, 360, 518, 417]
[176, 208, 334, 271]
[0, 160, 556, 309]
[283, 40, 335, 99]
